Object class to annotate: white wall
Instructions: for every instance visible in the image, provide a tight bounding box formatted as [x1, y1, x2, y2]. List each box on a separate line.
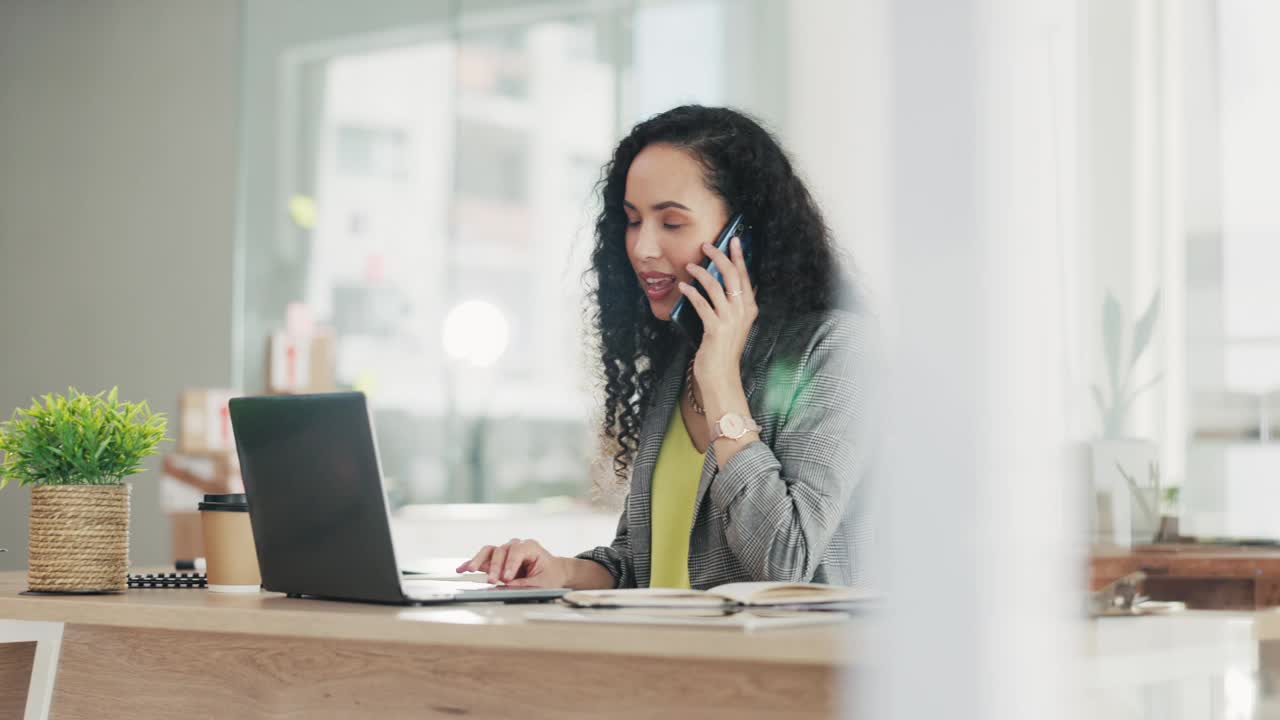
[0, 1, 240, 570]
[1082, 0, 1194, 493]
[785, 0, 890, 301]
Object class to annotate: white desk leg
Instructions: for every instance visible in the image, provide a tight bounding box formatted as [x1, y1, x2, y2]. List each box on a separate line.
[0, 619, 64, 720]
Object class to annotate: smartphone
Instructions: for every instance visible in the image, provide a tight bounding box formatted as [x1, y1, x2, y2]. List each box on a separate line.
[670, 214, 753, 345]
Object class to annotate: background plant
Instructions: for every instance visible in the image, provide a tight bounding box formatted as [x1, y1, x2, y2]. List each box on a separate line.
[0, 388, 168, 488]
[1093, 290, 1162, 439]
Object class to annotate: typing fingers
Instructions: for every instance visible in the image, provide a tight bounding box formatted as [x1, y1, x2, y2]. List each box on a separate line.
[501, 540, 532, 583]
[488, 543, 512, 584]
[456, 545, 495, 574]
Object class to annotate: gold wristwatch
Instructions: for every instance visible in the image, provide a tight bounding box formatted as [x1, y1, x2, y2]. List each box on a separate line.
[711, 412, 761, 442]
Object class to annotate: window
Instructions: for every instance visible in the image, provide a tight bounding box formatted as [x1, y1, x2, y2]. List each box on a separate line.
[236, 1, 759, 506]
[1170, 0, 1280, 537]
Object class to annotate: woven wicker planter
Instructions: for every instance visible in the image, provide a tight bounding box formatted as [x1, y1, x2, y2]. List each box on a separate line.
[28, 484, 130, 593]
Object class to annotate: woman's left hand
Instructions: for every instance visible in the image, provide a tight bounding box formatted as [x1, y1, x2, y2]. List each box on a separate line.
[679, 235, 758, 410]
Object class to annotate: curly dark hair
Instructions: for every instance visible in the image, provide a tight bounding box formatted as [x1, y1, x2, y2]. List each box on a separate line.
[588, 105, 853, 480]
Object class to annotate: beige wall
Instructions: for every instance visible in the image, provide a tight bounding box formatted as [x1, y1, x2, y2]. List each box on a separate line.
[0, 0, 239, 570]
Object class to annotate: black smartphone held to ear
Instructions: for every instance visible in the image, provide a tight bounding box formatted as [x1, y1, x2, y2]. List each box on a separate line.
[670, 214, 752, 345]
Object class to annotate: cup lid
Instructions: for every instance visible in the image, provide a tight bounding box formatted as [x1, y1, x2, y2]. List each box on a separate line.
[199, 493, 249, 512]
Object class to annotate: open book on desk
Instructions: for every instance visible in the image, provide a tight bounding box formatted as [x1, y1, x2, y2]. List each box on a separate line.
[562, 581, 875, 610]
[524, 605, 850, 632]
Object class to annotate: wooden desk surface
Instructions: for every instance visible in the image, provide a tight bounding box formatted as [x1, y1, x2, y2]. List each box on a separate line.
[0, 571, 856, 667]
[12, 566, 1280, 719]
[1094, 543, 1280, 562]
[1091, 544, 1280, 609]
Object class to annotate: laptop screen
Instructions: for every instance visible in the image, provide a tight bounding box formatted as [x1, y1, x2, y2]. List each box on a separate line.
[228, 392, 404, 603]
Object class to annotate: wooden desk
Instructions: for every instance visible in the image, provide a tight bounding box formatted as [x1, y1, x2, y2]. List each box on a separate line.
[0, 572, 852, 719]
[1092, 544, 1280, 610]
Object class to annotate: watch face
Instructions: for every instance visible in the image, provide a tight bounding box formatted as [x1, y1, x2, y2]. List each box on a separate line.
[719, 414, 746, 437]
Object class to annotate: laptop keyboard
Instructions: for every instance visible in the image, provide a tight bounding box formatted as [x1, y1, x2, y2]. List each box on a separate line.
[403, 580, 569, 603]
[403, 578, 494, 595]
[402, 571, 490, 583]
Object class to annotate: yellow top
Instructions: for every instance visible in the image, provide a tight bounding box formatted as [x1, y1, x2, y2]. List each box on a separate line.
[648, 407, 706, 589]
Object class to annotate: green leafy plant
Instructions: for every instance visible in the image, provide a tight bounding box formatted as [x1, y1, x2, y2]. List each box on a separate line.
[1092, 290, 1162, 439]
[0, 388, 168, 489]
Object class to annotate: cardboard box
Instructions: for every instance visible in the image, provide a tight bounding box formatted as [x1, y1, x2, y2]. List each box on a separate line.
[161, 452, 241, 512]
[168, 511, 204, 562]
[163, 452, 243, 561]
[178, 389, 237, 454]
[268, 331, 337, 394]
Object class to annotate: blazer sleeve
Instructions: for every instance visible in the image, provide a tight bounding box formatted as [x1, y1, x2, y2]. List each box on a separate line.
[575, 497, 637, 588]
[708, 313, 873, 582]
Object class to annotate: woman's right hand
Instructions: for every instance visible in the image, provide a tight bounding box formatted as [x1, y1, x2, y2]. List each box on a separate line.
[456, 538, 567, 588]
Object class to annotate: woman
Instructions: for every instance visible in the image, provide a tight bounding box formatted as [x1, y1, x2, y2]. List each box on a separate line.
[458, 105, 874, 590]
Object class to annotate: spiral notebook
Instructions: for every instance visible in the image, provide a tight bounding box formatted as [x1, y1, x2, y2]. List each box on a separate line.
[127, 572, 207, 589]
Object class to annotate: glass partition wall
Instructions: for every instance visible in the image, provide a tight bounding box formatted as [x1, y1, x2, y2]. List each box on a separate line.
[235, 0, 784, 506]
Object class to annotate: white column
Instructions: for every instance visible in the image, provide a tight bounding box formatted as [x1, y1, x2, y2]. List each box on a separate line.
[869, 0, 1084, 718]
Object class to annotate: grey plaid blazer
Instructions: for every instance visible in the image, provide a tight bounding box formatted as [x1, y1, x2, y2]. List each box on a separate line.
[577, 308, 877, 589]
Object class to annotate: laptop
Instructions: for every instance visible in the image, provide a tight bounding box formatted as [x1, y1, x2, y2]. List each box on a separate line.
[227, 392, 568, 605]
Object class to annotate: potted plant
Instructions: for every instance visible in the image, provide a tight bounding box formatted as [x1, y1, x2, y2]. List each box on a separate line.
[0, 388, 167, 592]
[1090, 290, 1162, 546]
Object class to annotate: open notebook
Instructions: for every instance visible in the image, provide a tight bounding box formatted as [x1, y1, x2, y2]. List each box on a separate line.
[562, 581, 874, 609]
[524, 606, 850, 632]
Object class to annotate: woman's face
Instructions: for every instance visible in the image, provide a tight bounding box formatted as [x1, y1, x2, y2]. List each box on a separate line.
[623, 143, 730, 321]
